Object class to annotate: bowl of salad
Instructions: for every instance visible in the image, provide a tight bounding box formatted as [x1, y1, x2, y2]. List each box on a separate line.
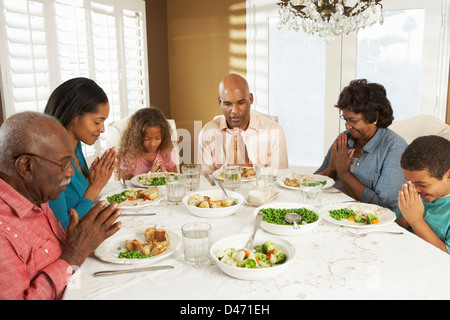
[253, 202, 322, 236]
[210, 234, 296, 280]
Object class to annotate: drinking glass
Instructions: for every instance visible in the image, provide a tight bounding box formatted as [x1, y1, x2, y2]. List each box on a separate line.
[166, 173, 185, 205]
[300, 182, 322, 207]
[182, 164, 201, 191]
[223, 165, 241, 190]
[255, 165, 274, 187]
[181, 222, 212, 267]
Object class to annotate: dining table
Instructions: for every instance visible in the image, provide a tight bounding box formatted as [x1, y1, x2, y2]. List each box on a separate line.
[62, 167, 450, 301]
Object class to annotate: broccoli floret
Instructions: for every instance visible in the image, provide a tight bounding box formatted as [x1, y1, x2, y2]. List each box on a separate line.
[261, 240, 275, 254]
[122, 190, 136, 199]
[253, 245, 262, 253]
[366, 213, 378, 224]
[274, 252, 286, 264]
[269, 249, 287, 265]
[254, 252, 266, 261]
[241, 258, 257, 268]
[255, 252, 272, 268]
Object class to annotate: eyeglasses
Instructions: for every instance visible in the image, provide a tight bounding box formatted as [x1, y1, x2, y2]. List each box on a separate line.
[339, 115, 366, 126]
[13, 153, 73, 171]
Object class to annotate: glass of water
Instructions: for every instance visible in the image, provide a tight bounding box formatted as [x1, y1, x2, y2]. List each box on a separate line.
[300, 182, 322, 207]
[181, 222, 212, 267]
[182, 164, 200, 191]
[255, 165, 274, 187]
[223, 165, 241, 190]
[166, 173, 185, 205]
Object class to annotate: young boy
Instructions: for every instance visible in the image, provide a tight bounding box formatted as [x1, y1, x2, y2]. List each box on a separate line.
[396, 135, 450, 253]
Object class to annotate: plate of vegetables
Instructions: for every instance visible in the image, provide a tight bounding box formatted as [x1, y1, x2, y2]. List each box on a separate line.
[321, 202, 396, 228]
[102, 187, 164, 209]
[130, 172, 167, 188]
[212, 166, 256, 181]
[253, 202, 322, 235]
[210, 234, 295, 280]
[276, 172, 335, 190]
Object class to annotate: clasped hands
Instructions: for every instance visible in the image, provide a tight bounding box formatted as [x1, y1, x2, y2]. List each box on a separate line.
[329, 133, 355, 176]
[398, 181, 425, 226]
[88, 147, 118, 189]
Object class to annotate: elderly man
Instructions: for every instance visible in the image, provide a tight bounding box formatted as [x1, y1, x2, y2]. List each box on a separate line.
[0, 112, 122, 300]
[198, 73, 288, 174]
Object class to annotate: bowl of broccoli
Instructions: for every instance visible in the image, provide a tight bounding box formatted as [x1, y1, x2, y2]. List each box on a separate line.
[210, 234, 296, 280]
[253, 202, 322, 236]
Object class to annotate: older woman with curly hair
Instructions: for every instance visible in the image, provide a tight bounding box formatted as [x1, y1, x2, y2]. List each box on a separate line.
[315, 79, 408, 211]
[116, 107, 178, 180]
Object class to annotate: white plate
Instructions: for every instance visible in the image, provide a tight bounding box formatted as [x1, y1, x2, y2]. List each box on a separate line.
[254, 202, 322, 236]
[277, 173, 335, 190]
[321, 202, 396, 228]
[130, 172, 167, 189]
[94, 227, 181, 265]
[101, 188, 164, 210]
[182, 190, 245, 218]
[212, 166, 256, 182]
[210, 234, 296, 280]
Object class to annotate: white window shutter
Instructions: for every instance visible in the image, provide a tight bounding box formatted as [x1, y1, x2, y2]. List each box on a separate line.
[0, 0, 51, 118]
[0, 0, 149, 164]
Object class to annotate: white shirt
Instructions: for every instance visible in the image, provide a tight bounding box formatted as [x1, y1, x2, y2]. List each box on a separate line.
[197, 110, 289, 174]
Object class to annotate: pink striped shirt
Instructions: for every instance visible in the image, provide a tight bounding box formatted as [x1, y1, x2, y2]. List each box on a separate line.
[0, 178, 72, 300]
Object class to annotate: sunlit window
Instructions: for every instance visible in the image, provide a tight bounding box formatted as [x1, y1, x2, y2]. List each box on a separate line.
[0, 0, 148, 161]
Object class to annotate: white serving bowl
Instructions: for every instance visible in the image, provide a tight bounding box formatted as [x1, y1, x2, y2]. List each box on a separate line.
[182, 190, 245, 218]
[210, 234, 296, 280]
[254, 202, 322, 236]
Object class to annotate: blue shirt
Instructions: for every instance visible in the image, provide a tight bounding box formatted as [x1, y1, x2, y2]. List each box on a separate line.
[315, 128, 407, 212]
[49, 142, 93, 229]
[396, 196, 450, 253]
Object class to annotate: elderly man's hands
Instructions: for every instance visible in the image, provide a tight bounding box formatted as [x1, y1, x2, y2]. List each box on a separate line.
[60, 201, 122, 267]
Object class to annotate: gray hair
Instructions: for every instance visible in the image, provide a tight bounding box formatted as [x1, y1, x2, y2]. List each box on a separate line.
[0, 111, 62, 163]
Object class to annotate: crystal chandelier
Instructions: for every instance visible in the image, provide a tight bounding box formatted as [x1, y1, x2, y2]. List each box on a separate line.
[277, 0, 384, 42]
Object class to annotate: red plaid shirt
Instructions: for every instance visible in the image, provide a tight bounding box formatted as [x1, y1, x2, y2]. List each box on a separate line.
[0, 178, 72, 300]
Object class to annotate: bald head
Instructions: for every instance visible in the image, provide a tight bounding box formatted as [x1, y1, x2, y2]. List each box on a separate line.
[218, 73, 250, 97]
[0, 111, 71, 166]
[0, 112, 74, 204]
[218, 73, 253, 130]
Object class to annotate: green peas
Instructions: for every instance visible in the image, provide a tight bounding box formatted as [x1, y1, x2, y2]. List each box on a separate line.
[329, 208, 355, 221]
[261, 207, 318, 226]
[118, 249, 154, 259]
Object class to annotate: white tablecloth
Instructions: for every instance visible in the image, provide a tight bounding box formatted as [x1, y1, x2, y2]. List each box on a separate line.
[63, 169, 450, 300]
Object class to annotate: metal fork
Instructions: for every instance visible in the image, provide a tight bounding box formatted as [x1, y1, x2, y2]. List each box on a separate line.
[120, 178, 127, 189]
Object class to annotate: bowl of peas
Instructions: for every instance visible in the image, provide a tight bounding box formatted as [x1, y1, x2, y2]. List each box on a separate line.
[253, 202, 322, 236]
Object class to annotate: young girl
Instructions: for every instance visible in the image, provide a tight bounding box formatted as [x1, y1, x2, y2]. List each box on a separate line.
[116, 107, 178, 180]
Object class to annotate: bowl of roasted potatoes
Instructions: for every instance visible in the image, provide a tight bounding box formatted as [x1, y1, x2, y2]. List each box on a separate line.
[182, 190, 245, 218]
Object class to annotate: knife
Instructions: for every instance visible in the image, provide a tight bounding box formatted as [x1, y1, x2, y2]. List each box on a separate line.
[93, 265, 174, 277]
[202, 173, 216, 186]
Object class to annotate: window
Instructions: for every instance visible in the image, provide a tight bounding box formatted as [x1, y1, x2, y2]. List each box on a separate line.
[247, 0, 449, 169]
[0, 0, 148, 162]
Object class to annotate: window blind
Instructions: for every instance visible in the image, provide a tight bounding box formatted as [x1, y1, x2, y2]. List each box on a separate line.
[0, 0, 149, 162]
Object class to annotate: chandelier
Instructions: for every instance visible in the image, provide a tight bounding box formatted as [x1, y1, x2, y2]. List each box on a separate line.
[277, 0, 384, 42]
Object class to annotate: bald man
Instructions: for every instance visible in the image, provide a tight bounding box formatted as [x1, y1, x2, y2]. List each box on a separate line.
[198, 73, 288, 174]
[0, 112, 122, 300]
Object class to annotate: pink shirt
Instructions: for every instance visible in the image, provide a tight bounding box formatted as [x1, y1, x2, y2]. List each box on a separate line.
[0, 178, 72, 300]
[119, 149, 177, 176]
[197, 110, 289, 174]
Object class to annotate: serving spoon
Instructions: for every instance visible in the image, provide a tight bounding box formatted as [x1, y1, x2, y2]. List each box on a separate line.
[284, 212, 302, 229]
[245, 211, 264, 250]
